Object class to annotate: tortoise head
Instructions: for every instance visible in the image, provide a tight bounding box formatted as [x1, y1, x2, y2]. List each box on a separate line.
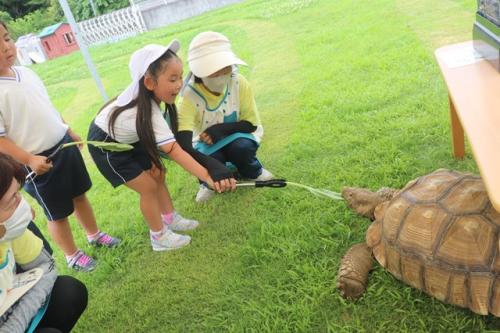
[342, 187, 396, 220]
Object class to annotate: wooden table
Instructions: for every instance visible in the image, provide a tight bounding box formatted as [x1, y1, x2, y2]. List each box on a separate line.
[435, 41, 500, 211]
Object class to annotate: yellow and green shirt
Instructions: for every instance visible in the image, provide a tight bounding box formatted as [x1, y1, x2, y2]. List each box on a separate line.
[179, 74, 261, 134]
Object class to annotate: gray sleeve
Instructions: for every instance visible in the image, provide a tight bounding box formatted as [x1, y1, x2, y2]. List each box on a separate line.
[0, 249, 58, 333]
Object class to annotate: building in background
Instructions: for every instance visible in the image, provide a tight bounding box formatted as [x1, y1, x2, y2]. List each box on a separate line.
[39, 23, 79, 59]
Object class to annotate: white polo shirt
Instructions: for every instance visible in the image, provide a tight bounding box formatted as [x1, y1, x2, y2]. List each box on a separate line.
[95, 99, 175, 146]
[0, 67, 68, 154]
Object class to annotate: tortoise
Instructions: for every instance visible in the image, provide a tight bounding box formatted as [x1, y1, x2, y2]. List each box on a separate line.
[337, 169, 500, 316]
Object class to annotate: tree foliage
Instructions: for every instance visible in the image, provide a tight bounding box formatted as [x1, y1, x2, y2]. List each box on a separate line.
[0, 0, 50, 19]
[1, 0, 130, 39]
[6, 9, 61, 39]
[68, 0, 130, 21]
[0, 10, 11, 22]
[2, 0, 62, 39]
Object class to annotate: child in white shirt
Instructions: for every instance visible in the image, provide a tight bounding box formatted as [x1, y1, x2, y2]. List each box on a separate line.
[0, 21, 119, 272]
[88, 40, 234, 251]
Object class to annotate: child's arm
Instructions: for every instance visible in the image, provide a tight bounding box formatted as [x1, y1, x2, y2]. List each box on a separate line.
[0, 137, 52, 175]
[160, 141, 234, 193]
[176, 130, 234, 181]
[60, 117, 83, 149]
[201, 121, 257, 144]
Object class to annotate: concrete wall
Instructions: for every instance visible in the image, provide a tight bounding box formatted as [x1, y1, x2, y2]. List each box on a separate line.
[137, 0, 242, 30]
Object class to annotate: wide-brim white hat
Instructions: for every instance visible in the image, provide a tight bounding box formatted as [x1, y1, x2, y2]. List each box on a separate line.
[116, 40, 180, 107]
[188, 31, 247, 78]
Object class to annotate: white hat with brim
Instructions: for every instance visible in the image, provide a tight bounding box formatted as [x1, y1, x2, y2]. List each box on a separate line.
[116, 40, 180, 107]
[188, 31, 247, 78]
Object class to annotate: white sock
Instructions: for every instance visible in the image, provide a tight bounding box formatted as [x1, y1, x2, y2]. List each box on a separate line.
[150, 226, 167, 240]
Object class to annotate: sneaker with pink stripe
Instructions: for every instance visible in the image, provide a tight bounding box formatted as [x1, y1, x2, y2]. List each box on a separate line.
[67, 250, 97, 272]
[88, 231, 121, 248]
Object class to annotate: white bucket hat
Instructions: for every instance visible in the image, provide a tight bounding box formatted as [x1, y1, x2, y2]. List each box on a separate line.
[116, 40, 180, 107]
[188, 31, 247, 78]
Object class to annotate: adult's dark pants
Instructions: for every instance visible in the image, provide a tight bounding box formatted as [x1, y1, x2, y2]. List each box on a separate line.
[34, 276, 88, 333]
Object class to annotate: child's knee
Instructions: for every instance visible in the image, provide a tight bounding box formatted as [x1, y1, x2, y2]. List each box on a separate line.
[148, 165, 166, 183]
[230, 138, 257, 153]
[229, 139, 258, 158]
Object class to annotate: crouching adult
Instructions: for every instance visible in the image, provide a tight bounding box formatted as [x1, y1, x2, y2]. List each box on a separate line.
[0, 153, 87, 333]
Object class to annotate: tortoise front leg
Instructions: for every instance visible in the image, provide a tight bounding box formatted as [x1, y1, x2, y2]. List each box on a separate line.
[337, 243, 373, 299]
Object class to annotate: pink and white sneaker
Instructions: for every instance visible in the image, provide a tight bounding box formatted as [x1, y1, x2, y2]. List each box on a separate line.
[67, 250, 97, 272]
[88, 231, 121, 248]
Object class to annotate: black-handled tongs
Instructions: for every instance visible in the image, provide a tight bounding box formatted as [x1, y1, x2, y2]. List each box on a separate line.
[236, 179, 287, 188]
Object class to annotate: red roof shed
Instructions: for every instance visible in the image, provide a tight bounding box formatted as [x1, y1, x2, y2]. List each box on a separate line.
[38, 23, 79, 60]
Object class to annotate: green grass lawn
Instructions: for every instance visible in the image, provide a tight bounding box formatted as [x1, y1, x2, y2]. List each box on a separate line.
[27, 0, 500, 331]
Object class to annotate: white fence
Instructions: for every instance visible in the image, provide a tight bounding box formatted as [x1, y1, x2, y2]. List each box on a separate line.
[78, 0, 242, 46]
[78, 6, 146, 46]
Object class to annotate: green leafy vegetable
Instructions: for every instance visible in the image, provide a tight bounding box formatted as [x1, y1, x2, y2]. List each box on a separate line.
[62, 141, 133, 152]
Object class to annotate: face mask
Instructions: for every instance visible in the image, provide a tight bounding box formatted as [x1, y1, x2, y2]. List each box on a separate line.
[202, 73, 231, 93]
[0, 197, 32, 242]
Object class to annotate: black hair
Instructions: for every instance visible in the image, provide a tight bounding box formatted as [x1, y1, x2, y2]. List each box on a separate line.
[0, 153, 25, 200]
[194, 75, 203, 84]
[165, 103, 178, 136]
[103, 49, 179, 170]
[0, 21, 8, 30]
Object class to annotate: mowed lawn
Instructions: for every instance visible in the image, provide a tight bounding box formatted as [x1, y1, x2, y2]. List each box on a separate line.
[28, 0, 499, 332]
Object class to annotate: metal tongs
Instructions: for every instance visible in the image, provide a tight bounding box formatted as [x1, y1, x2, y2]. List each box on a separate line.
[236, 179, 287, 188]
[25, 141, 133, 183]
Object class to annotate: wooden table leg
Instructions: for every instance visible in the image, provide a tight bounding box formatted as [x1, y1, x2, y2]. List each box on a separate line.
[449, 95, 465, 159]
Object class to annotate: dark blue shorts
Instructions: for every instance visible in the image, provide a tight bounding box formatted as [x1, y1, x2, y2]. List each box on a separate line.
[87, 121, 152, 188]
[24, 134, 92, 221]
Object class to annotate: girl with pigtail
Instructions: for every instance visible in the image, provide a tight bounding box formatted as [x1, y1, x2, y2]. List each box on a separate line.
[87, 41, 235, 251]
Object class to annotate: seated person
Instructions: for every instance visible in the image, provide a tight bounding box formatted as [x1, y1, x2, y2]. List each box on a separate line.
[0, 153, 87, 333]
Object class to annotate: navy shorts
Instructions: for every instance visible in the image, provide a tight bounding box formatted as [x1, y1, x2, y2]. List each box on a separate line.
[24, 134, 92, 221]
[87, 121, 152, 188]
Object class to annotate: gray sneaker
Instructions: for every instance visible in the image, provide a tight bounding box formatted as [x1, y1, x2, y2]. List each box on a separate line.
[195, 184, 215, 203]
[150, 229, 191, 251]
[67, 250, 97, 272]
[252, 168, 274, 181]
[166, 212, 199, 231]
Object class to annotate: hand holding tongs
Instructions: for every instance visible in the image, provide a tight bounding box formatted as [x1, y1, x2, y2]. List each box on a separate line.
[24, 145, 64, 183]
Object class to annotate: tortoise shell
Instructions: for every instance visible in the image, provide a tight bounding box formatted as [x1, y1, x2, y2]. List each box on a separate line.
[367, 169, 500, 316]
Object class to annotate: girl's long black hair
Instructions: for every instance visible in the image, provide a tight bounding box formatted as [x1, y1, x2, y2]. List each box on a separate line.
[102, 49, 179, 170]
[165, 103, 178, 136]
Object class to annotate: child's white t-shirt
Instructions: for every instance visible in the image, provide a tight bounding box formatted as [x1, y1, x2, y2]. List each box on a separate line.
[0, 67, 68, 154]
[94, 99, 175, 146]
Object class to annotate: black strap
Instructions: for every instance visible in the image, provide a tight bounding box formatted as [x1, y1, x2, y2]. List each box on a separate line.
[203, 121, 257, 143]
